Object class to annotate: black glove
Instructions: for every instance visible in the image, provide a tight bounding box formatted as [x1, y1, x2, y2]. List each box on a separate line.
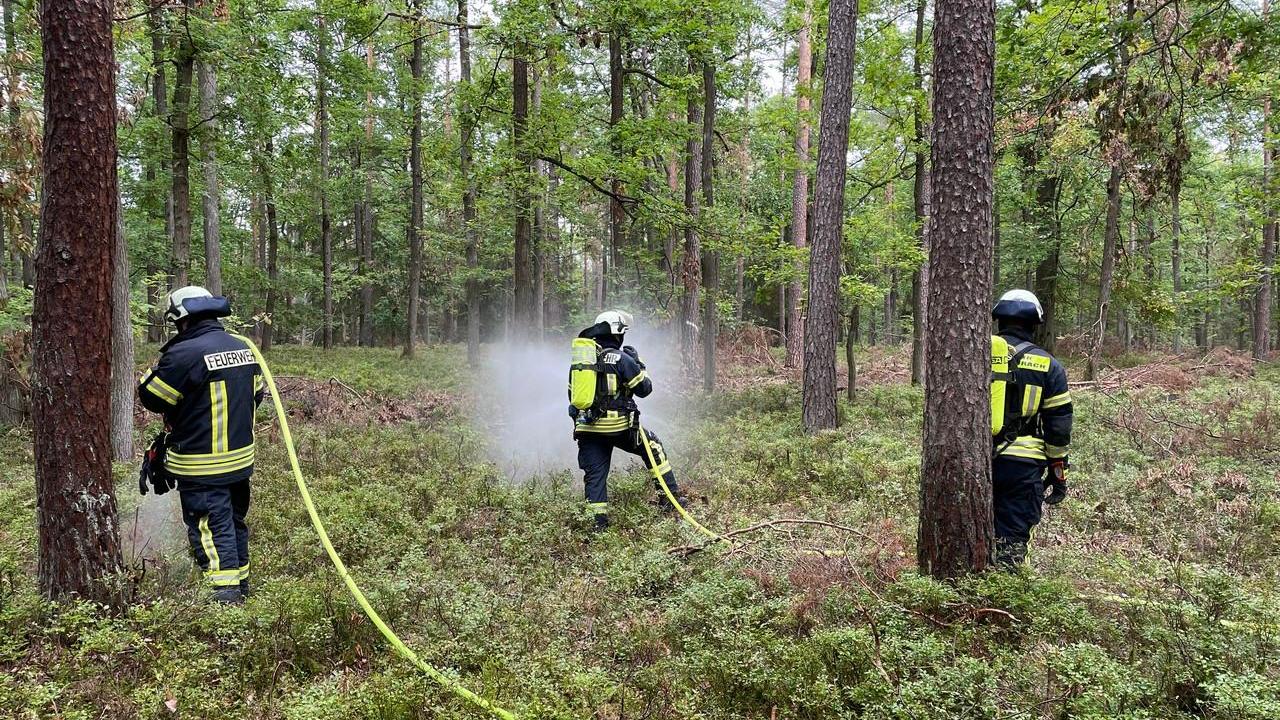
[139, 432, 176, 496]
[1044, 458, 1068, 506]
[621, 345, 644, 367]
[568, 404, 580, 420]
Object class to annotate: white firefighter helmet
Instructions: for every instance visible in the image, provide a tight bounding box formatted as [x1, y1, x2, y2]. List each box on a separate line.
[164, 286, 222, 323]
[991, 289, 1045, 324]
[594, 310, 633, 336]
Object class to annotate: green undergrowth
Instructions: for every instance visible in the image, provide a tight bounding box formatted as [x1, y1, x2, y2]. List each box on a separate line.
[1, 346, 1277, 718]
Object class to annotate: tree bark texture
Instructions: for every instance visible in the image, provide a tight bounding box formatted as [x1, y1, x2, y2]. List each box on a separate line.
[512, 49, 536, 340]
[170, 0, 195, 288]
[786, 0, 814, 369]
[680, 63, 703, 371]
[111, 195, 134, 461]
[701, 60, 718, 393]
[404, 4, 424, 358]
[802, 0, 859, 433]
[198, 55, 221, 295]
[458, 0, 480, 364]
[317, 15, 333, 349]
[33, 0, 124, 604]
[910, 0, 929, 385]
[918, 0, 996, 579]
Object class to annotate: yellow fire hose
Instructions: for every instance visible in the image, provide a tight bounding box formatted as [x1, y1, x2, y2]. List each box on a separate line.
[637, 421, 725, 543]
[231, 335, 516, 720]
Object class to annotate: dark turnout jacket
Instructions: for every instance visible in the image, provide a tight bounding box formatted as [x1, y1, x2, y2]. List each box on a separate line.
[138, 319, 264, 483]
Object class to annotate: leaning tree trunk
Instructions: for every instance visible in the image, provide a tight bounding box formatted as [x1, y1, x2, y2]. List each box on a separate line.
[802, 0, 859, 433]
[197, 54, 221, 294]
[917, 0, 996, 579]
[170, 0, 195, 289]
[786, 0, 814, 369]
[33, 0, 124, 605]
[111, 195, 134, 461]
[458, 0, 480, 364]
[701, 60, 718, 393]
[404, 1, 424, 358]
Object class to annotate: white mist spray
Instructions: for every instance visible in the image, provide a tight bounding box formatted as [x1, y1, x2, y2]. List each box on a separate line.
[477, 320, 691, 485]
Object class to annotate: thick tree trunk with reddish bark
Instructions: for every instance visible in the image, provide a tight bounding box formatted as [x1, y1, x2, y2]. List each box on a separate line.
[802, 0, 859, 432]
[786, 0, 814, 369]
[918, 0, 996, 579]
[33, 0, 124, 604]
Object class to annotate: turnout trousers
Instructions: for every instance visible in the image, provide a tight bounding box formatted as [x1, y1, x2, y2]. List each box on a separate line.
[576, 427, 681, 526]
[179, 478, 251, 600]
[992, 457, 1044, 568]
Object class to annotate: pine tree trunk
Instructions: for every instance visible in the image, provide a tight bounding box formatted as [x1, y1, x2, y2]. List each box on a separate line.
[198, 55, 221, 294]
[802, 0, 858, 433]
[846, 305, 857, 402]
[701, 60, 718, 393]
[33, 0, 123, 605]
[1257, 46, 1275, 358]
[1089, 164, 1123, 379]
[317, 15, 333, 349]
[3, 0, 34, 290]
[260, 138, 280, 351]
[145, 0, 170, 341]
[170, 0, 195, 288]
[608, 31, 625, 296]
[918, 0, 996, 579]
[458, 0, 481, 364]
[111, 194, 134, 461]
[786, 0, 814, 369]
[680, 59, 703, 370]
[404, 3, 424, 358]
[512, 49, 536, 340]
[359, 39, 377, 348]
[910, 0, 929, 385]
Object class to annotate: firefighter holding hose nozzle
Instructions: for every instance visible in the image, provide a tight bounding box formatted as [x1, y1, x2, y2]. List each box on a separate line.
[569, 311, 689, 532]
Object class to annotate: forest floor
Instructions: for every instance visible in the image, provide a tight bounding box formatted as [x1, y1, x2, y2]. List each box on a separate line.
[1, 342, 1279, 719]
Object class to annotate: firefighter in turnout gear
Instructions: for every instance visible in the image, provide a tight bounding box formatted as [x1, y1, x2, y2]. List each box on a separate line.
[570, 311, 687, 531]
[991, 289, 1073, 568]
[138, 286, 264, 603]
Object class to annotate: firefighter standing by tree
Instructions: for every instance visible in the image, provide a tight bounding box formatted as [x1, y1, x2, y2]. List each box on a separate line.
[990, 290, 1073, 567]
[138, 287, 264, 603]
[569, 311, 688, 531]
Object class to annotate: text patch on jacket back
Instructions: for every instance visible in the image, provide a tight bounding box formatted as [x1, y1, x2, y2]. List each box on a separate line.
[205, 349, 255, 371]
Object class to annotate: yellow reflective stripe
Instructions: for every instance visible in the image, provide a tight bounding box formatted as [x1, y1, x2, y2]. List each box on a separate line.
[606, 373, 617, 396]
[1041, 392, 1072, 409]
[166, 454, 255, 474]
[144, 373, 183, 405]
[1000, 447, 1048, 460]
[1021, 384, 1043, 418]
[627, 370, 648, 389]
[254, 373, 265, 395]
[199, 516, 220, 574]
[999, 436, 1047, 460]
[587, 502, 609, 512]
[210, 381, 228, 453]
[206, 570, 240, 587]
[168, 445, 255, 462]
[237, 562, 250, 581]
[1046, 444, 1069, 459]
[654, 462, 672, 475]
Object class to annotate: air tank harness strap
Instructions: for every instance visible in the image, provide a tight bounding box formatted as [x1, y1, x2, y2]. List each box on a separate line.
[229, 334, 517, 720]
